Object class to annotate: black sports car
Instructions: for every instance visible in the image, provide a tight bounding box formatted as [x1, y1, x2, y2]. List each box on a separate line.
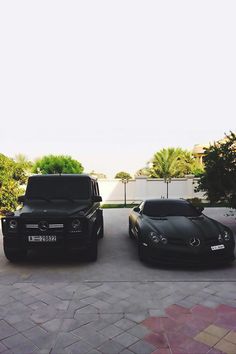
[129, 199, 235, 266]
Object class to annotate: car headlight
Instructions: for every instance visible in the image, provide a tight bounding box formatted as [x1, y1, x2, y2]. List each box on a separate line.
[150, 231, 161, 243]
[223, 230, 231, 241]
[71, 219, 81, 231]
[9, 219, 17, 230]
[149, 232, 167, 245]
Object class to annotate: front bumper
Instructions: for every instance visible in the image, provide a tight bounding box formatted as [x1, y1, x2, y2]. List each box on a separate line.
[140, 244, 235, 266]
[3, 233, 92, 252]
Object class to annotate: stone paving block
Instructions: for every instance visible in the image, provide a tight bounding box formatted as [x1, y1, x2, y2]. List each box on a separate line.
[129, 339, 156, 354]
[127, 324, 151, 339]
[149, 309, 166, 317]
[65, 339, 93, 354]
[98, 339, 125, 354]
[86, 350, 101, 354]
[0, 320, 17, 340]
[100, 313, 123, 324]
[2, 333, 38, 354]
[72, 323, 99, 339]
[75, 305, 99, 314]
[89, 318, 111, 331]
[224, 330, 236, 345]
[194, 331, 220, 347]
[125, 312, 148, 323]
[214, 338, 236, 353]
[79, 297, 98, 305]
[0, 342, 7, 353]
[30, 307, 58, 324]
[99, 324, 124, 338]
[82, 332, 108, 347]
[52, 332, 79, 350]
[41, 318, 63, 332]
[74, 313, 99, 325]
[113, 331, 139, 347]
[114, 318, 136, 330]
[144, 332, 169, 348]
[204, 324, 229, 338]
[23, 326, 56, 349]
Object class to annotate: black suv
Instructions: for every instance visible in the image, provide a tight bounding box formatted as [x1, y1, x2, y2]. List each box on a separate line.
[1, 174, 103, 262]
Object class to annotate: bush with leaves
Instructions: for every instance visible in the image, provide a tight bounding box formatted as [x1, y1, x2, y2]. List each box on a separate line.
[32, 155, 84, 174]
[197, 132, 236, 208]
[0, 154, 26, 213]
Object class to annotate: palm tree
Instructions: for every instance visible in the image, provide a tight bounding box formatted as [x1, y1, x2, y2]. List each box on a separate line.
[150, 148, 189, 178]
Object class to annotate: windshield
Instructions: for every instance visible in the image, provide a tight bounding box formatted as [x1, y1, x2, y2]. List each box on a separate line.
[26, 177, 91, 200]
[143, 201, 200, 217]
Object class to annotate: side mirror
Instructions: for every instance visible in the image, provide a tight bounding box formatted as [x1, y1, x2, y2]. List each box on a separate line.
[133, 206, 140, 213]
[92, 195, 102, 202]
[196, 206, 204, 213]
[18, 195, 25, 203]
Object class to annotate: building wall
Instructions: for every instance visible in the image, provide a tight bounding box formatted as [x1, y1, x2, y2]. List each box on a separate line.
[98, 176, 205, 204]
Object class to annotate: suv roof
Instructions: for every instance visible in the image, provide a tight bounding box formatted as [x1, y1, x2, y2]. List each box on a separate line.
[29, 174, 96, 180]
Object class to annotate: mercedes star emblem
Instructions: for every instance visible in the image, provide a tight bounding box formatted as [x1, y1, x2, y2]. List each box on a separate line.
[189, 237, 201, 247]
[38, 220, 49, 232]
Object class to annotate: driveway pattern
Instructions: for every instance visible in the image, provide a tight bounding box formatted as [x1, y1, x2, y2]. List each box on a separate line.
[0, 208, 235, 354]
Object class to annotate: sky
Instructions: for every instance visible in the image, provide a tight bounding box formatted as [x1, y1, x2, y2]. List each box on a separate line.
[0, 1, 235, 178]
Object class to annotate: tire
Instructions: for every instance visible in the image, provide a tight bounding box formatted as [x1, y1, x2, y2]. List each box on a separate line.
[4, 247, 27, 262]
[87, 236, 98, 262]
[129, 221, 135, 239]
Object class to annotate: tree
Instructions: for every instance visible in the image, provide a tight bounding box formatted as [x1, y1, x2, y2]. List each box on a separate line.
[32, 155, 84, 175]
[115, 171, 132, 180]
[0, 154, 25, 212]
[89, 170, 107, 179]
[197, 132, 236, 208]
[149, 147, 204, 178]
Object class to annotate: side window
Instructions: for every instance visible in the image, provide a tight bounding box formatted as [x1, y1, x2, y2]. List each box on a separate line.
[91, 180, 95, 197]
[95, 182, 100, 196]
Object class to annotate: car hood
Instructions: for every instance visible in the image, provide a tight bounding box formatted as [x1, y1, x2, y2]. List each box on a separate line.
[18, 201, 92, 218]
[143, 215, 225, 239]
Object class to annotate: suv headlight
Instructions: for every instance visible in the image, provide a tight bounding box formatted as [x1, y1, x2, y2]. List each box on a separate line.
[71, 219, 81, 232]
[9, 219, 18, 230]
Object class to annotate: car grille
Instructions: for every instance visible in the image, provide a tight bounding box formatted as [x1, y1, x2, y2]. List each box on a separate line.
[168, 237, 220, 247]
[25, 223, 64, 229]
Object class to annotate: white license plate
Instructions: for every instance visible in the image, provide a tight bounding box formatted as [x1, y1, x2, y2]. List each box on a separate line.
[28, 236, 57, 242]
[211, 244, 225, 251]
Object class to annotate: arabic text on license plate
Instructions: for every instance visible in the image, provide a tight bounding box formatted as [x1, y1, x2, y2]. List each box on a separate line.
[211, 244, 225, 251]
[28, 236, 57, 242]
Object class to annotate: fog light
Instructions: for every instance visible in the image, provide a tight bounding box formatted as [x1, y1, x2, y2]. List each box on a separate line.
[71, 219, 81, 231]
[161, 236, 168, 245]
[224, 231, 231, 241]
[9, 219, 17, 229]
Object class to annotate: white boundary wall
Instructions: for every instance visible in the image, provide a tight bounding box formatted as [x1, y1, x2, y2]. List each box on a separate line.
[98, 176, 205, 204]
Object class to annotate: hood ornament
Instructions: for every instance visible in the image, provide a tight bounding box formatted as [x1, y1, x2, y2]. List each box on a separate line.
[189, 237, 201, 247]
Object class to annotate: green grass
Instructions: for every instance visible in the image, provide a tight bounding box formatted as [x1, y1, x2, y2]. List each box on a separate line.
[101, 204, 139, 209]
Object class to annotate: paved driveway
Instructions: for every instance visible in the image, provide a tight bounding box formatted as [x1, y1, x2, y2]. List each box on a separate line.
[0, 208, 236, 354]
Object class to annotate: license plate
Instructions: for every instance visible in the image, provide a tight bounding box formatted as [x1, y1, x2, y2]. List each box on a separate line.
[28, 236, 57, 242]
[211, 244, 225, 251]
